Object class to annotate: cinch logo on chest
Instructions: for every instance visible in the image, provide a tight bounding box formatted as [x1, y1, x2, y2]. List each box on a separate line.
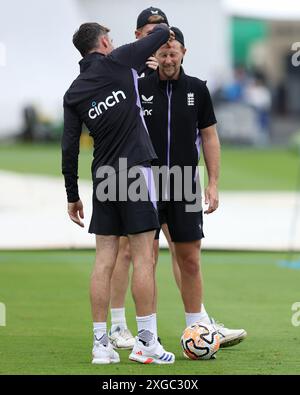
[88, 90, 126, 119]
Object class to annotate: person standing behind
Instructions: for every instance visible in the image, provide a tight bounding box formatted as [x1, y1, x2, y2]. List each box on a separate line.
[108, 22, 247, 350]
[139, 27, 247, 346]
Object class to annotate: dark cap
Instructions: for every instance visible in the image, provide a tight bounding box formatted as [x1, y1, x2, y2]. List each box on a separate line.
[136, 7, 169, 29]
[170, 26, 185, 47]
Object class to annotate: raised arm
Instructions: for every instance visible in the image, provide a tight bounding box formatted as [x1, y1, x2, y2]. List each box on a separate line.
[109, 24, 170, 70]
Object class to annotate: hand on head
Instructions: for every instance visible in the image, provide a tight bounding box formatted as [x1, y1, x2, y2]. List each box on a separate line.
[169, 28, 175, 42]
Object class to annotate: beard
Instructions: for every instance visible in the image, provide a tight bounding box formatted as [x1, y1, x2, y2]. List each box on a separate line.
[161, 65, 179, 79]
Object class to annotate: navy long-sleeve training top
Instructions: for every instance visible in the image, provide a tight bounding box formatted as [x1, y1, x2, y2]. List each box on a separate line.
[62, 24, 170, 202]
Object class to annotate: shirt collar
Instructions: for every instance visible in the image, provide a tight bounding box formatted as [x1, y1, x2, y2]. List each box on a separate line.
[79, 52, 105, 72]
[156, 67, 187, 89]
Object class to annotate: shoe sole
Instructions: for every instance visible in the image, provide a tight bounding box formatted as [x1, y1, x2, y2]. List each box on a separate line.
[108, 336, 135, 350]
[111, 344, 135, 350]
[219, 331, 247, 348]
[92, 356, 120, 364]
[129, 353, 174, 365]
[92, 358, 110, 364]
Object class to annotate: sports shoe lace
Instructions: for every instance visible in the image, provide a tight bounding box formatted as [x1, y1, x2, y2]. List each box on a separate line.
[210, 317, 224, 328]
[120, 328, 133, 340]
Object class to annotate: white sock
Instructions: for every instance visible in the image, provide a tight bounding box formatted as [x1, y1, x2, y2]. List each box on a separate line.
[185, 311, 209, 327]
[93, 322, 107, 341]
[152, 313, 158, 339]
[136, 314, 155, 335]
[110, 307, 127, 332]
[200, 304, 210, 324]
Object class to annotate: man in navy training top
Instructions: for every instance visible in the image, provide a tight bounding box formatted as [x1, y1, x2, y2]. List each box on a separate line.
[108, 17, 247, 350]
[62, 21, 175, 365]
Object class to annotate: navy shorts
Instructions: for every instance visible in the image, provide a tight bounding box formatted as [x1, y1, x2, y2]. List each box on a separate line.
[89, 166, 159, 236]
[155, 200, 204, 242]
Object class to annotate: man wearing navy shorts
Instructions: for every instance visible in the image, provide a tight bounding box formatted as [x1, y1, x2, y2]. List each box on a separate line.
[62, 22, 175, 364]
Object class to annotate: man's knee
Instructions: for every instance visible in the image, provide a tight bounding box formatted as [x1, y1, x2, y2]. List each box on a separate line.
[93, 256, 115, 275]
[176, 241, 201, 276]
[118, 237, 131, 264]
[178, 256, 200, 276]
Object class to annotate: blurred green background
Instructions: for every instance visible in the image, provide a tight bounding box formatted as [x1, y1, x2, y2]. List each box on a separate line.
[0, 143, 299, 191]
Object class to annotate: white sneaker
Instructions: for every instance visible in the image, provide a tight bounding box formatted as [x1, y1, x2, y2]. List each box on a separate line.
[108, 327, 135, 350]
[129, 331, 175, 364]
[92, 337, 120, 364]
[210, 318, 247, 348]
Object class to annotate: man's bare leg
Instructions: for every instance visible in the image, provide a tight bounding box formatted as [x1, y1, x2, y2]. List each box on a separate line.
[161, 224, 209, 319]
[174, 240, 203, 315]
[152, 225, 181, 317]
[90, 235, 120, 364]
[108, 237, 135, 349]
[128, 230, 175, 364]
[110, 237, 131, 309]
[151, 225, 181, 340]
[161, 223, 181, 290]
[90, 235, 120, 322]
[128, 230, 156, 317]
[155, 227, 210, 325]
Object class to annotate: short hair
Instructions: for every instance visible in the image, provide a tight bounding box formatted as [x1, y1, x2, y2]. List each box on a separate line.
[72, 23, 110, 57]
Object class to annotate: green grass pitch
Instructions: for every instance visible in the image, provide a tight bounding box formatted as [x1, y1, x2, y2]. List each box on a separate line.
[0, 144, 299, 374]
[0, 142, 299, 191]
[0, 250, 299, 375]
